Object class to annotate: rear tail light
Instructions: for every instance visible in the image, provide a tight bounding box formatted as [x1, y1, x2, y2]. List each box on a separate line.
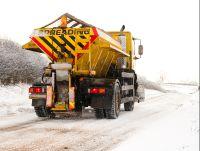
[29, 87, 45, 93]
[29, 87, 34, 93]
[88, 88, 106, 94]
[35, 87, 42, 93]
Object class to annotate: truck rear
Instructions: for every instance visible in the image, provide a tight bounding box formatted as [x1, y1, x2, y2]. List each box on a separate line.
[23, 13, 145, 119]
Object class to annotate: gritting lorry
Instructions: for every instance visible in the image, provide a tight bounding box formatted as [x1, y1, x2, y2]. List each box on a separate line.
[23, 13, 145, 119]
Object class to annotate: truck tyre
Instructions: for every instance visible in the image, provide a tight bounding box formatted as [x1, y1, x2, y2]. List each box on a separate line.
[124, 101, 134, 111]
[34, 106, 50, 117]
[105, 83, 121, 119]
[94, 109, 105, 119]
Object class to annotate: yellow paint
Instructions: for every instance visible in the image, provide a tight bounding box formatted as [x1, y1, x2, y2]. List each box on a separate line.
[24, 27, 135, 77]
[46, 86, 53, 107]
[60, 16, 68, 27]
[69, 87, 75, 111]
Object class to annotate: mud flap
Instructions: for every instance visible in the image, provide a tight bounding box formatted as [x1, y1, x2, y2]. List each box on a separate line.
[69, 87, 75, 111]
[91, 95, 113, 109]
[46, 86, 53, 107]
[32, 99, 46, 107]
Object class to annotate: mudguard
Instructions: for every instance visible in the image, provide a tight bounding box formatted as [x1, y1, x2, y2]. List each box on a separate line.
[79, 78, 119, 109]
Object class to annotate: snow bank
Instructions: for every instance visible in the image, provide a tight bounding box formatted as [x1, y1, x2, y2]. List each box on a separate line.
[0, 83, 33, 116]
[114, 89, 199, 151]
[138, 76, 167, 92]
[164, 84, 198, 94]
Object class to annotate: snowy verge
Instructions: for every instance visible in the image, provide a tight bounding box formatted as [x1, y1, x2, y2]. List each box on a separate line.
[114, 90, 199, 151]
[138, 76, 167, 92]
[0, 79, 166, 117]
[0, 83, 33, 116]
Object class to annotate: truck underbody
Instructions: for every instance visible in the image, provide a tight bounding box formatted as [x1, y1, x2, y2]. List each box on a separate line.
[30, 66, 144, 119]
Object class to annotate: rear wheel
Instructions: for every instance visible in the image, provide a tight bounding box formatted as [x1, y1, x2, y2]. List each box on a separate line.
[94, 108, 105, 119]
[124, 100, 134, 111]
[34, 106, 53, 117]
[105, 83, 121, 119]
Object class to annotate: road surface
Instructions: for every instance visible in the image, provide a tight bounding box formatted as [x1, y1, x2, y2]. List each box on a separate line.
[0, 84, 198, 151]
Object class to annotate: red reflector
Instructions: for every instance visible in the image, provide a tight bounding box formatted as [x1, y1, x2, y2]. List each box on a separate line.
[89, 88, 106, 94]
[90, 88, 99, 94]
[35, 87, 42, 93]
[29, 87, 43, 93]
[29, 87, 34, 93]
[99, 88, 106, 94]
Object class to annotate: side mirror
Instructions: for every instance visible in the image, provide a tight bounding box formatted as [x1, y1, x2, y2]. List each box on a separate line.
[138, 45, 143, 56]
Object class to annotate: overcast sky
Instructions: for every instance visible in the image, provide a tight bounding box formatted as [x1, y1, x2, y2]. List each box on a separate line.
[0, 0, 199, 82]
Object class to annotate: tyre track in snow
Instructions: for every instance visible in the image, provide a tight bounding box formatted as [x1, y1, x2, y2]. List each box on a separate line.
[0, 118, 49, 132]
[0, 92, 166, 132]
[0, 87, 195, 151]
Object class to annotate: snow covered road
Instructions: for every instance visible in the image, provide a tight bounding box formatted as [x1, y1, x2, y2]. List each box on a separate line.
[0, 84, 199, 151]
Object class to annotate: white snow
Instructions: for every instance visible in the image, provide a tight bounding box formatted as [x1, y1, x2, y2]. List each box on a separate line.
[0, 83, 33, 116]
[114, 86, 199, 151]
[0, 84, 198, 151]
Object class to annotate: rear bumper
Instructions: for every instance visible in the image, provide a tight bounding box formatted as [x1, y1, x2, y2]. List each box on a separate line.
[32, 99, 46, 107]
[29, 94, 46, 99]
